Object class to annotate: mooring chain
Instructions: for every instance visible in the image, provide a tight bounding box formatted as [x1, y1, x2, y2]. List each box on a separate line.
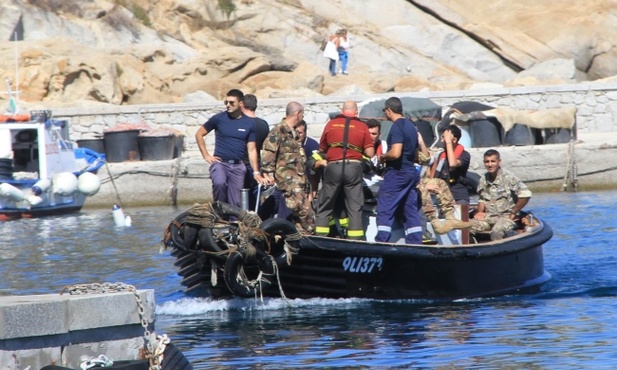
[61, 282, 165, 370]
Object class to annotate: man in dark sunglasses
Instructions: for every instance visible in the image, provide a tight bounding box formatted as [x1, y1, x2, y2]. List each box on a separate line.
[195, 89, 265, 207]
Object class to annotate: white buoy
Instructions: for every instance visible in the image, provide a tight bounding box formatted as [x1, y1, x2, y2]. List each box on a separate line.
[124, 215, 132, 227]
[32, 179, 52, 196]
[52, 172, 78, 196]
[0, 182, 25, 201]
[112, 204, 127, 227]
[27, 195, 44, 206]
[78, 172, 101, 196]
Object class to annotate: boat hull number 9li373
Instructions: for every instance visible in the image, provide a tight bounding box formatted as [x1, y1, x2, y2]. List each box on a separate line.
[342, 256, 383, 273]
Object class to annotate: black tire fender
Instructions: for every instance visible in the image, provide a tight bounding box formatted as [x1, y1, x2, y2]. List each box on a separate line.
[223, 249, 273, 298]
[198, 227, 226, 255]
[259, 218, 300, 266]
[168, 211, 189, 251]
[213, 200, 244, 219]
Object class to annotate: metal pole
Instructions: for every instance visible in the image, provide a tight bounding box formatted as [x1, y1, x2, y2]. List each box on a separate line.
[241, 188, 249, 210]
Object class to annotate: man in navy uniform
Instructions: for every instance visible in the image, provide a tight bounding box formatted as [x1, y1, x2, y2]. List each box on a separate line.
[376, 97, 422, 244]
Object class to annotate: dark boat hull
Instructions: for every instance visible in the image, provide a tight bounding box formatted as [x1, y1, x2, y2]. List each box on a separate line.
[0, 202, 85, 221]
[167, 209, 553, 301]
[268, 224, 552, 300]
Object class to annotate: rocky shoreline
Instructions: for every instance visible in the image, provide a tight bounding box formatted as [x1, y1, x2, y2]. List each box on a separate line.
[84, 132, 617, 210]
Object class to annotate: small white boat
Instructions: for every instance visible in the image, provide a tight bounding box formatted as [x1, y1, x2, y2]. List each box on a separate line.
[0, 110, 105, 220]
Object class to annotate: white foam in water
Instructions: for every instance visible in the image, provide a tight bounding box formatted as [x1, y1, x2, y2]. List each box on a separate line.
[156, 296, 365, 316]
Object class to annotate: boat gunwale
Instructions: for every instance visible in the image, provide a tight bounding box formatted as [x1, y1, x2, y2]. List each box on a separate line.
[299, 219, 553, 260]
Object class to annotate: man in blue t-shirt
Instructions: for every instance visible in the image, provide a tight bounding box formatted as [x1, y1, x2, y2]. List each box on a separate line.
[376, 96, 422, 244]
[241, 93, 270, 211]
[195, 89, 264, 207]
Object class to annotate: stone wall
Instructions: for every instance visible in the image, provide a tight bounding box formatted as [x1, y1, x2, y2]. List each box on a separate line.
[54, 83, 617, 153]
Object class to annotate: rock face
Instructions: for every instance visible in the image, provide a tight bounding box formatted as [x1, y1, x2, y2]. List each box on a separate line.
[1, 0, 616, 108]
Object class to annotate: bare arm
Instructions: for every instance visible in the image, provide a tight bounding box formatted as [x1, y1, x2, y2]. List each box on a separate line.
[416, 132, 430, 165]
[510, 197, 531, 219]
[380, 143, 402, 163]
[247, 141, 267, 185]
[195, 126, 218, 164]
[443, 130, 461, 168]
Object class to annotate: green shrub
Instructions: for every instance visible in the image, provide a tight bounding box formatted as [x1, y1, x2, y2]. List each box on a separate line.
[218, 0, 236, 20]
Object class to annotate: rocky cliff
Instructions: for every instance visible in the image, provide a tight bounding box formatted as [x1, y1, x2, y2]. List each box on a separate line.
[1, 0, 616, 109]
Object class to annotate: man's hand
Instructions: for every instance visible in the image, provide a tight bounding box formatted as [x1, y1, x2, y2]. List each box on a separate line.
[443, 129, 454, 144]
[204, 154, 220, 164]
[253, 173, 269, 185]
[314, 159, 328, 169]
[473, 212, 486, 221]
[425, 182, 440, 194]
[262, 173, 275, 186]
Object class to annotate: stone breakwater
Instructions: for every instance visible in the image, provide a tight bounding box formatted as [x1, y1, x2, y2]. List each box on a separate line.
[50, 83, 617, 208]
[57, 83, 617, 148]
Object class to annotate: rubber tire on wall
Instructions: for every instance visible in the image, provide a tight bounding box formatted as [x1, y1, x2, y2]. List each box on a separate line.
[470, 118, 502, 148]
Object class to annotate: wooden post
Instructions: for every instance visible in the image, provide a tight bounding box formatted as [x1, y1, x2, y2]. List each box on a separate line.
[461, 203, 470, 244]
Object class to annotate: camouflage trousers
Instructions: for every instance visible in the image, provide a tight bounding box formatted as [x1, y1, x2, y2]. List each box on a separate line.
[281, 182, 315, 233]
[470, 215, 516, 241]
[417, 178, 455, 220]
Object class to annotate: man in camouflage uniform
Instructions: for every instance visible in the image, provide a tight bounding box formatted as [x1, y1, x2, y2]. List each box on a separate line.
[260, 101, 315, 234]
[418, 177, 471, 234]
[471, 149, 532, 240]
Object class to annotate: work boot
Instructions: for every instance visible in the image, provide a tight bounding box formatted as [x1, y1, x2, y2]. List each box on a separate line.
[443, 211, 473, 231]
[430, 219, 452, 234]
[443, 219, 472, 230]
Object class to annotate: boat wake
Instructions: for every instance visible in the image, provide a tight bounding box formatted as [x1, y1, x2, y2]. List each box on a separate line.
[156, 296, 370, 316]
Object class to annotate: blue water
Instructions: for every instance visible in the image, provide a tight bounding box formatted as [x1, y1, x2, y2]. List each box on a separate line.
[2, 191, 617, 368]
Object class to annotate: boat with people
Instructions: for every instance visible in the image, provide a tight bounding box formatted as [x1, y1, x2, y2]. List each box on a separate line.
[163, 197, 553, 301]
[0, 110, 105, 220]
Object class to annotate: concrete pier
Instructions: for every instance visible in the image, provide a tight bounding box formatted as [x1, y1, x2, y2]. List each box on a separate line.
[52, 83, 617, 208]
[84, 131, 617, 209]
[0, 289, 155, 370]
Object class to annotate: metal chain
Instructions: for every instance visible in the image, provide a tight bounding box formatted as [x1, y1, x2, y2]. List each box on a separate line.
[61, 282, 163, 370]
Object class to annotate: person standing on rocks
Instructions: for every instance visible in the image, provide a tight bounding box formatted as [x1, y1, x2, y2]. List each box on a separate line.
[195, 89, 264, 207]
[337, 29, 351, 75]
[323, 30, 340, 76]
[260, 102, 315, 234]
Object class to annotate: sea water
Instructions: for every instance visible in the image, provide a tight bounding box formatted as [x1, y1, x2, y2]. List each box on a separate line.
[1, 190, 617, 368]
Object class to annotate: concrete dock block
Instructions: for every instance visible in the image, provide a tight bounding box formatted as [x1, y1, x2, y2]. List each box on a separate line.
[66, 291, 154, 330]
[0, 295, 68, 339]
[0, 289, 156, 370]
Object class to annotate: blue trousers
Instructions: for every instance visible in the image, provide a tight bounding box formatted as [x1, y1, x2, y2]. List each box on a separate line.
[328, 58, 337, 76]
[375, 168, 422, 244]
[338, 50, 348, 73]
[209, 162, 246, 207]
